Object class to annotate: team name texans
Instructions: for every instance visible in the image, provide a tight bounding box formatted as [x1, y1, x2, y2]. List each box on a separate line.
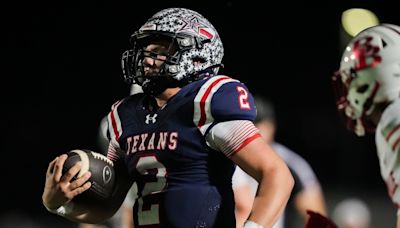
[125, 132, 178, 154]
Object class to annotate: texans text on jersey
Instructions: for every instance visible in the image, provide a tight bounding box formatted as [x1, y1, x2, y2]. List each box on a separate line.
[125, 132, 178, 154]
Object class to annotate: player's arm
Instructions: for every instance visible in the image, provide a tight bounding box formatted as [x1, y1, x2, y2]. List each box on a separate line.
[200, 76, 293, 227]
[206, 120, 294, 227]
[231, 136, 294, 227]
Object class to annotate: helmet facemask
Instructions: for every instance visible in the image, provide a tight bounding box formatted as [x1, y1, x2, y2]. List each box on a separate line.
[122, 33, 182, 95]
[332, 69, 380, 136]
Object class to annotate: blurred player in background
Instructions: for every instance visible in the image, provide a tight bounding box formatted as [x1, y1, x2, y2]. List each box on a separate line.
[42, 7, 294, 227]
[332, 23, 400, 227]
[233, 95, 327, 228]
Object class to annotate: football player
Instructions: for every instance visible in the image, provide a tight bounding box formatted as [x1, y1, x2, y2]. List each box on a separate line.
[332, 23, 400, 227]
[42, 7, 294, 228]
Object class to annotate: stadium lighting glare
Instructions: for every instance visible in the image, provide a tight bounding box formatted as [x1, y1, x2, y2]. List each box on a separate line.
[341, 8, 379, 37]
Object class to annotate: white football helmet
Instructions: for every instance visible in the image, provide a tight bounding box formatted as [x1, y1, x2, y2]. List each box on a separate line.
[122, 8, 224, 96]
[332, 24, 400, 136]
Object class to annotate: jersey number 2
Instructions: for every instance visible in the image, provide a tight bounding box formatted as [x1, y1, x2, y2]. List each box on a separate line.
[136, 155, 167, 226]
[237, 86, 250, 109]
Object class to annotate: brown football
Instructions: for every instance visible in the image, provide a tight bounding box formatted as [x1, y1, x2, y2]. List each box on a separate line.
[62, 149, 115, 204]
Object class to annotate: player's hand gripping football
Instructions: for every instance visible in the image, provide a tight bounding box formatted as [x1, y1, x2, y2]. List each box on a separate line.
[42, 154, 92, 210]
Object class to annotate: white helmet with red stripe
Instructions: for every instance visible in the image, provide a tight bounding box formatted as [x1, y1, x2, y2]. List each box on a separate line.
[332, 24, 400, 135]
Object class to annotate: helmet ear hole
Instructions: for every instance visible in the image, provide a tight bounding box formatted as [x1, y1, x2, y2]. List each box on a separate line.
[357, 84, 369, 93]
[381, 38, 387, 48]
[192, 57, 206, 64]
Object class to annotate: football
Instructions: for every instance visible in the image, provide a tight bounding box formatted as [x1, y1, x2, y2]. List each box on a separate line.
[62, 149, 115, 204]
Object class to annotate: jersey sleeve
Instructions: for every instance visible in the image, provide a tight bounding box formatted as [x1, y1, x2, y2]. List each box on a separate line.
[106, 99, 125, 162]
[205, 120, 261, 157]
[193, 75, 257, 135]
[196, 76, 261, 157]
[210, 77, 257, 122]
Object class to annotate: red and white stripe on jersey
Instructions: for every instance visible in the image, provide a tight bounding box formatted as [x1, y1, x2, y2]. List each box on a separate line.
[206, 120, 261, 157]
[107, 138, 121, 162]
[384, 123, 400, 152]
[193, 75, 238, 135]
[108, 100, 123, 142]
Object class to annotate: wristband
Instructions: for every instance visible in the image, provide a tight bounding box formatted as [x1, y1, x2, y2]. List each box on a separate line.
[243, 220, 264, 228]
[43, 201, 74, 216]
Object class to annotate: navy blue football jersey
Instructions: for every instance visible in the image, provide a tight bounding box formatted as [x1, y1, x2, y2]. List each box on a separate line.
[106, 76, 257, 228]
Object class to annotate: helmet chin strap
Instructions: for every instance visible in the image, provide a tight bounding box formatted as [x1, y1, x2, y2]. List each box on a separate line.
[141, 76, 180, 96]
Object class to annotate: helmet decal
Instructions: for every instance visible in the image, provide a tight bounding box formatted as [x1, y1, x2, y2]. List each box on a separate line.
[177, 15, 216, 40]
[351, 36, 382, 71]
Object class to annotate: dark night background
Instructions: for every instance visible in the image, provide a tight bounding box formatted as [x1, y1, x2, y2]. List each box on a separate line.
[3, 0, 399, 227]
